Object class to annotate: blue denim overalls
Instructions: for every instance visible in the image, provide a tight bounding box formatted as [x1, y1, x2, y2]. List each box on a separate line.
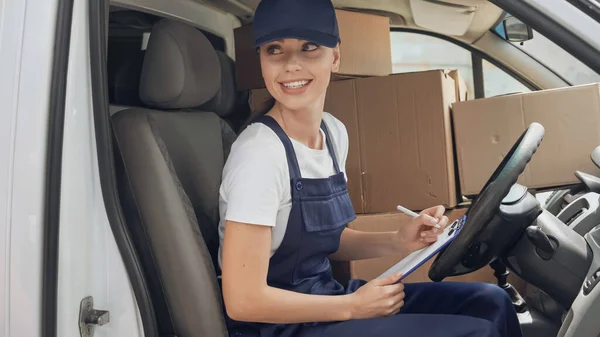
[223, 115, 522, 337]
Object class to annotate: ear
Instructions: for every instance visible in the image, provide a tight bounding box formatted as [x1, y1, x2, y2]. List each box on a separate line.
[331, 44, 341, 73]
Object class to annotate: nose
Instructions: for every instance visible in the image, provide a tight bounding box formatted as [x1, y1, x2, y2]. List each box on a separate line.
[283, 52, 302, 72]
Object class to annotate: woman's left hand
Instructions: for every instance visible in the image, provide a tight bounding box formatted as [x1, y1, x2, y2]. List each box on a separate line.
[395, 205, 450, 255]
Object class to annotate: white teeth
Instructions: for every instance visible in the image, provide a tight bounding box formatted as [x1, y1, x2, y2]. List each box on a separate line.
[283, 80, 309, 88]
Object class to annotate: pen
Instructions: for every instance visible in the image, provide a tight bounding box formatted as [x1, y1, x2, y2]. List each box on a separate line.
[396, 204, 442, 230]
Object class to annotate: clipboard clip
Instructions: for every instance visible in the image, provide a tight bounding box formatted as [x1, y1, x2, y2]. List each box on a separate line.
[447, 215, 466, 236]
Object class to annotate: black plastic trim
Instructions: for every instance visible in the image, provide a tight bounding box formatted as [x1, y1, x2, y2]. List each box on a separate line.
[568, 0, 600, 23]
[489, 0, 600, 77]
[89, 1, 159, 337]
[42, 0, 74, 336]
[391, 27, 541, 92]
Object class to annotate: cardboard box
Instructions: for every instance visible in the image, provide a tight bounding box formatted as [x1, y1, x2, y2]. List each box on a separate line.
[453, 83, 600, 195]
[346, 209, 500, 283]
[448, 69, 469, 101]
[247, 69, 464, 213]
[330, 70, 461, 213]
[234, 9, 392, 91]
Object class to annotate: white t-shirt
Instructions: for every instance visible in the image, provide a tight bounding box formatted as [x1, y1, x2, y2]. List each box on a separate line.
[217, 112, 349, 268]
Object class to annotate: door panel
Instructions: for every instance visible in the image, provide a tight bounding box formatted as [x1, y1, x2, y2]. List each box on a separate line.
[57, 0, 143, 336]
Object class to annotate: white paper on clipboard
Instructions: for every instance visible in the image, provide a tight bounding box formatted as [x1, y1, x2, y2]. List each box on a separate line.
[378, 215, 466, 281]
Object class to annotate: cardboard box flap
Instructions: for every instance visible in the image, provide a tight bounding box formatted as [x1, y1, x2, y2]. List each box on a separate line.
[448, 69, 469, 102]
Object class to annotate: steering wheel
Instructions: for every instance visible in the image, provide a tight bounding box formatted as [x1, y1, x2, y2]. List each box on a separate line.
[429, 122, 545, 281]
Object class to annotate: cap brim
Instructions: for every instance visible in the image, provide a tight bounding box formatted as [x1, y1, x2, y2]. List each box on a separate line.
[255, 28, 339, 48]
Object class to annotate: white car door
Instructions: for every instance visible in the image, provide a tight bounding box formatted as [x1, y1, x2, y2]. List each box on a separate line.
[0, 0, 146, 336]
[56, 0, 145, 336]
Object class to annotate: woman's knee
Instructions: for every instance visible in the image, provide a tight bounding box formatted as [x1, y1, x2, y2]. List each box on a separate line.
[472, 282, 514, 311]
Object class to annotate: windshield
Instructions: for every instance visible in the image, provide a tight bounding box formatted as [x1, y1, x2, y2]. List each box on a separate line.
[507, 28, 600, 85]
[497, 3, 600, 86]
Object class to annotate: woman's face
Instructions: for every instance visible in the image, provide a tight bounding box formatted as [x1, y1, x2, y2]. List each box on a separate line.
[259, 38, 340, 111]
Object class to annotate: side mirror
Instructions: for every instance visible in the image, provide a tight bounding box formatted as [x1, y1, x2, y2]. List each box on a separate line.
[501, 16, 533, 42]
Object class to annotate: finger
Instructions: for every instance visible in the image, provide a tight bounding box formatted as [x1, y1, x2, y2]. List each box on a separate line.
[430, 215, 449, 233]
[389, 307, 402, 316]
[420, 236, 439, 243]
[374, 272, 403, 286]
[392, 300, 405, 314]
[385, 295, 405, 316]
[415, 213, 441, 228]
[438, 216, 449, 229]
[429, 205, 445, 219]
[383, 282, 405, 295]
[387, 294, 405, 315]
[392, 289, 406, 301]
[419, 232, 436, 239]
[420, 228, 445, 238]
[421, 205, 445, 218]
[420, 230, 441, 237]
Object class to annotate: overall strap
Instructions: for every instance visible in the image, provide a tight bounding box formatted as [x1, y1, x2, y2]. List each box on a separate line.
[320, 119, 341, 173]
[255, 115, 342, 177]
[255, 115, 302, 179]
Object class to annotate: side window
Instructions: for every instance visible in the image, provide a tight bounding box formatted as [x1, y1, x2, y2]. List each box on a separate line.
[482, 59, 531, 97]
[390, 31, 530, 99]
[391, 32, 475, 98]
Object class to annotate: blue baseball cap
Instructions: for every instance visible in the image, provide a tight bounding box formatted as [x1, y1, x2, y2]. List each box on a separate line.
[253, 0, 341, 48]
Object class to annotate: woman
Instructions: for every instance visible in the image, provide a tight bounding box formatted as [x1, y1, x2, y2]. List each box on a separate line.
[218, 0, 522, 336]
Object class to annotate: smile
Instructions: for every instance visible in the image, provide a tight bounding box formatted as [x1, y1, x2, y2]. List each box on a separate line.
[281, 80, 311, 89]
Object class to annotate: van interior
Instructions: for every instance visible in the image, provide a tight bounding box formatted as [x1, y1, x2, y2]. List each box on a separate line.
[100, 1, 600, 336]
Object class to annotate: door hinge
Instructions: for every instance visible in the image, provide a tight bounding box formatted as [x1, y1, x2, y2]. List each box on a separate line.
[79, 296, 110, 337]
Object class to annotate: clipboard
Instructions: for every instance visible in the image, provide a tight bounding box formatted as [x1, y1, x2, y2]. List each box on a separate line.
[378, 215, 466, 281]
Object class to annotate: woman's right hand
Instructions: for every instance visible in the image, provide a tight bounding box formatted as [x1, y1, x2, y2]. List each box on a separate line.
[348, 272, 406, 320]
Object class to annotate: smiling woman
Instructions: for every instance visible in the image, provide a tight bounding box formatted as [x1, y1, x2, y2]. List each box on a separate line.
[217, 1, 523, 337]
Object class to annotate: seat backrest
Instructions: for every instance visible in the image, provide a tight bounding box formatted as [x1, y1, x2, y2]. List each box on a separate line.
[111, 19, 238, 337]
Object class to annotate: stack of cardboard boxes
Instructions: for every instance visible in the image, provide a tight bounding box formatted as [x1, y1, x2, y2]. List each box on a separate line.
[234, 9, 600, 290]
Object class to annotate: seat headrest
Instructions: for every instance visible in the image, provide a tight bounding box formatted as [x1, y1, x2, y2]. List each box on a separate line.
[139, 19, 221, 110]
[199, 51, 248, 118]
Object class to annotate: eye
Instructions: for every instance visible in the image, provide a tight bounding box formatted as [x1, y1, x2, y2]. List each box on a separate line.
[266, 44, 282, 55]
[303, 42, 319, 51]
